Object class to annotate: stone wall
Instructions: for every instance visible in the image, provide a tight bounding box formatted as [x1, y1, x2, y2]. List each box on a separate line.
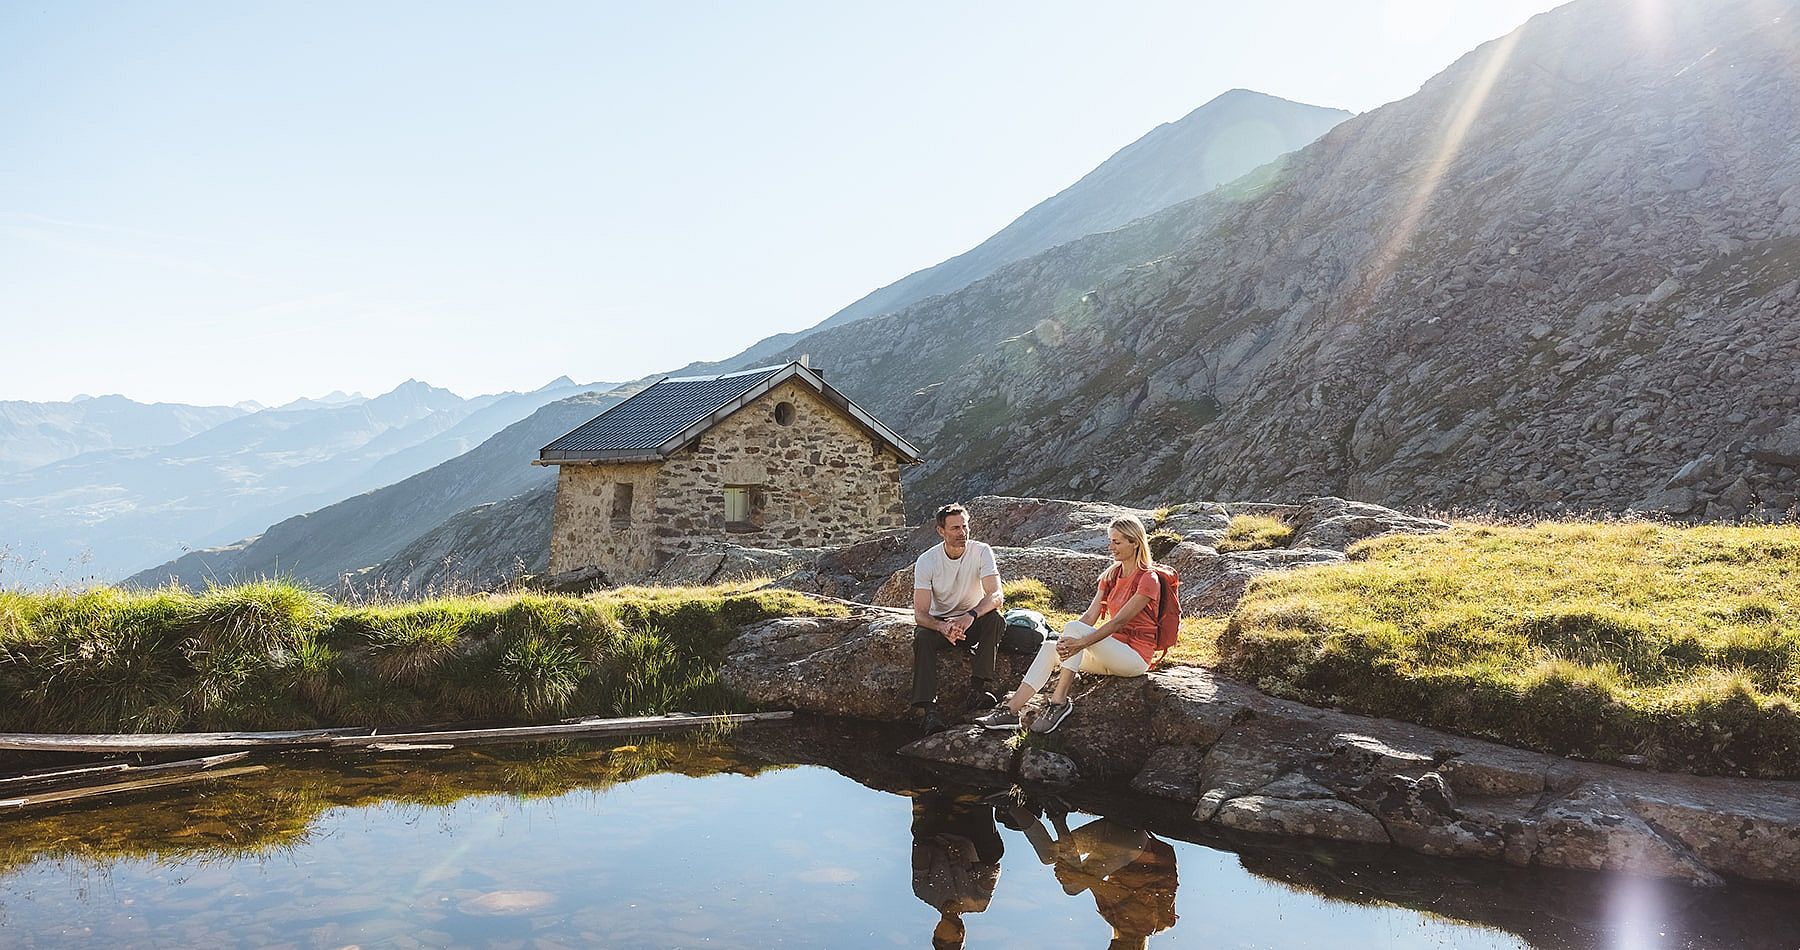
[549, 380, 908, 580]
[652, 380, 906, 563]
[548, 461, 661, 577]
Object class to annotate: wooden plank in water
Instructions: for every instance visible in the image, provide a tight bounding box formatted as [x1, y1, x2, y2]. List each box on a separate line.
[0, 764, 267, 810]
[327, 711, 794, 747]
[0, 761, 133, 789]
[0, 711, 793, 754]
[0, 751, 252, 795]
[0, 727, 368, 753]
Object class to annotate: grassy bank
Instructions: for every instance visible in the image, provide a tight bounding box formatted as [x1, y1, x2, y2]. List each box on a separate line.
[1210, 521, 1800, 777]
[0, 581, 842, 734]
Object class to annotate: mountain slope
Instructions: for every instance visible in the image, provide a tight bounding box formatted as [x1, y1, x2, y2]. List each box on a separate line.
[670, 89, 1349, 377]
[354, 484, 557, 595]
[817, 89, 1351, 334]
[126, 391, 622, 589]
[773, 0, 1800, 521]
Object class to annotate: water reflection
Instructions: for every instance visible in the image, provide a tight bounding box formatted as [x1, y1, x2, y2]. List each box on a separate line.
[0, 723, 1794, 948]
[1010, 803, 1179, 950]
[910, 789, 1004, 948]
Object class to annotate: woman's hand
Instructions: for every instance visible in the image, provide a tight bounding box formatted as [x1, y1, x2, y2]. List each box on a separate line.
[1055, 637, 1081, 660]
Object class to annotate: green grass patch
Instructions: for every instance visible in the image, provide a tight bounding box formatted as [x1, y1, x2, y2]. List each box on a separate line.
[1216, 514, 1295, 553]
[0, 581, 844, 734]
[1002, 578, 1057, 614]
[1215, 521, 1800, 777]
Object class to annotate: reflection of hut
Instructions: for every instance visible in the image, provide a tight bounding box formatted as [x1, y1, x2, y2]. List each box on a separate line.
[537, 360, 921, 582]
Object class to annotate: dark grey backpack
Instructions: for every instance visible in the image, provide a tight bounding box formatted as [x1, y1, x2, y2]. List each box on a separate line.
[1001, 608, 1054, 654]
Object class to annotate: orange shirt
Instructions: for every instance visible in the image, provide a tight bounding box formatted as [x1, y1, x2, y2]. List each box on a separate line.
[1101, 566, 1161, 662]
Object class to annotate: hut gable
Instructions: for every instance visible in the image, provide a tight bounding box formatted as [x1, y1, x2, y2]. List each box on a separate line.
[538, 362, 918, 581]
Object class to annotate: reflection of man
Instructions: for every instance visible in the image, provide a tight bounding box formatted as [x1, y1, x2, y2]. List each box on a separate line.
[911, 503, 1005, 734]
[911, 789, 1004, 950]
[1006, 805, 1179, 950]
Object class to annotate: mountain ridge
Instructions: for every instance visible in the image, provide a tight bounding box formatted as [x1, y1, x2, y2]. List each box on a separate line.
[662, 88, 1350, 379]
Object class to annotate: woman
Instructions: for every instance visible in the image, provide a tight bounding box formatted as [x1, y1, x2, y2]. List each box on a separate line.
[973, 515, 1162, 734]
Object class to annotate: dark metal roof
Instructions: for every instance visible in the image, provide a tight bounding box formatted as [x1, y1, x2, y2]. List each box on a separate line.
[538, 365, 783, 459]
[537, 362, 923, 465]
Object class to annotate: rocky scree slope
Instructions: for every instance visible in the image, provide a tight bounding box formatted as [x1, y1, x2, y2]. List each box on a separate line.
[752, 0, 1800, 521]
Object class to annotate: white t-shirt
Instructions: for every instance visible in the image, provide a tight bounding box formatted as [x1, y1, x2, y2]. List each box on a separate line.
[914, 541, 1000, 617]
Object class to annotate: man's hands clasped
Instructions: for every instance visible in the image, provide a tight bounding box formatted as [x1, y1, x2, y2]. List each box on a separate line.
[941, 611, 974, 645]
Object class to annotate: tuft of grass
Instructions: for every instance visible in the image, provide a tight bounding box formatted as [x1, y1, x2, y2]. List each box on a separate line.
[1147, 530, 1184, 560]
[1215, 514, 1295, 553]
[1215, 520, 1800, 777]
[1002, 578, 1057, 614]
[0, 579, 844, 734]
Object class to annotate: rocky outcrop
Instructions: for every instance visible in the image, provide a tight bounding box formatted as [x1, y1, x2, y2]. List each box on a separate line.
[722, 612, 1800, 888]
[784, 494, 1444, 614]
[647, 544, 821, 588]
[872, 546, 1115, 611]
[1284, 496, 1452, 552]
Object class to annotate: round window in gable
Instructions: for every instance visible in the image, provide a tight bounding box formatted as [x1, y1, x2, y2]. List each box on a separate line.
[774, 401, 797, 426]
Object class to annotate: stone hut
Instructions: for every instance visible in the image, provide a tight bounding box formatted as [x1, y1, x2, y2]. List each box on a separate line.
[536, 361, 921, 582]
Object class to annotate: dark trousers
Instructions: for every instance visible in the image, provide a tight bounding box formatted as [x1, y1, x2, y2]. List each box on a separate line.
[911, 609, 1004, 707]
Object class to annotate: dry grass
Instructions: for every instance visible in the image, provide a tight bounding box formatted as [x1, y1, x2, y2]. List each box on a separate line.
[1215, 514, 1295, 553]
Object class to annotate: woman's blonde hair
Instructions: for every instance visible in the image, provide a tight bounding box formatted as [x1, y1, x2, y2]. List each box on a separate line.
[1109, 515, 1155, 571]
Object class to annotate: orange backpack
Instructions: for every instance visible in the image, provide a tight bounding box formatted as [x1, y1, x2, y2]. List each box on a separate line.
[1100, 563, 1183, 663]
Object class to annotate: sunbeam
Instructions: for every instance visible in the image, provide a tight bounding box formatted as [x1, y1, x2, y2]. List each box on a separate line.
[1351, 24, 1526, 315]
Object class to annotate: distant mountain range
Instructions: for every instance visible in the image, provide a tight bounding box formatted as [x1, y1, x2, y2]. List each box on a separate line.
[0, 395, 247, 474]
[0, 378, 614, 584]
[126, 391, 622, 590]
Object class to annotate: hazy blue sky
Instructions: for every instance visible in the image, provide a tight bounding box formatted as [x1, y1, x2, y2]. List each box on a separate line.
[1, 0, 1565, 406]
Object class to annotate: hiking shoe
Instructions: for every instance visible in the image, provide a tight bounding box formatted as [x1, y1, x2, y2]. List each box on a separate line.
[918, 703, 947, 735]
[962, 687, 1000, 717]
[972, 706, 1023, 731]
[1029, 700, 1074, 734]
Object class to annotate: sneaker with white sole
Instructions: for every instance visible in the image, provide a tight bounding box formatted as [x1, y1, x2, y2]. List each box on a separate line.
[972, 706, 1022, 731]
[1029, 700, 1074, 734]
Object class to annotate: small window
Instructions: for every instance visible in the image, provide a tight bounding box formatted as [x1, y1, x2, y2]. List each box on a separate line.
[723, 487, 749, 523]
[611, 483, 634, 525]
[774, 401, 796, 426]
[724, 485, 767, 531]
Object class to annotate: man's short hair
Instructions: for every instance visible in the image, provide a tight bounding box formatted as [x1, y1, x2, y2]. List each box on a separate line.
[934, 503, 969, 528]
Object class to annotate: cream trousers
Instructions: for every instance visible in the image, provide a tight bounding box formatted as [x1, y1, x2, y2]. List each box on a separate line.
[1020, 621, 1150, 691]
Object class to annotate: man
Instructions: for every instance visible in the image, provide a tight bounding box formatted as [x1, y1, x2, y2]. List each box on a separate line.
[912, 502, 1005, 734]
